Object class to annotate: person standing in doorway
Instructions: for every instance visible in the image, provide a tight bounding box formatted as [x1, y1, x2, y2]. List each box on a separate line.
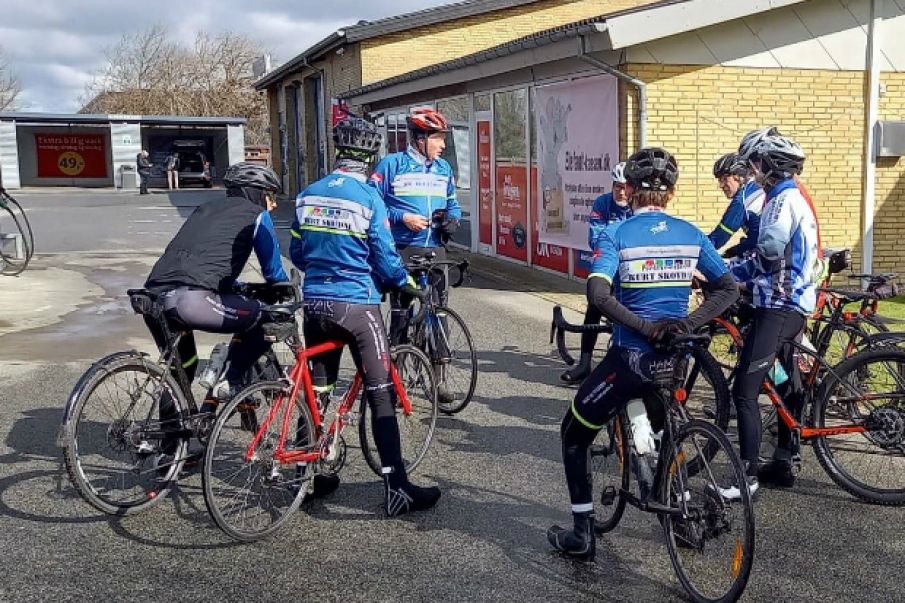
[137, 149, 152, 195]
[165, 152, 180, 190]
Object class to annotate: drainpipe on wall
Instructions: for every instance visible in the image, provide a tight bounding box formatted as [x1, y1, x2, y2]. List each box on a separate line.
[577, 33, 647, 150]
[862, 0, 882, 276]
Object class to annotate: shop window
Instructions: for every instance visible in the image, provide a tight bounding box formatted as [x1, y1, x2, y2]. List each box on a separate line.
[493, 89, 529, 262]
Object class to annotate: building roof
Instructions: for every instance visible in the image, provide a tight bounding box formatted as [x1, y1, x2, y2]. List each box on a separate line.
[254, 0, 543, 90]
[340, 0, 806, 103]
[0, 112, 247, 126]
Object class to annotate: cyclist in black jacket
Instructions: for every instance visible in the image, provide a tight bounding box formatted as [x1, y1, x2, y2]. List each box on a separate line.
[144, 162, 288, 413]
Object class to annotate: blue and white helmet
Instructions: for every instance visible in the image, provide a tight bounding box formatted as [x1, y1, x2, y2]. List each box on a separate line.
[611, 161, 627, 184]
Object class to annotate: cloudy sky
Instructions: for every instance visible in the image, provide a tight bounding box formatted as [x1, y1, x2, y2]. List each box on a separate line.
[0, 0, 450, 113]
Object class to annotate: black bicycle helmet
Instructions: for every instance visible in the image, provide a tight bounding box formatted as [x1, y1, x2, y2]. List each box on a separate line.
[712, 152, 749, 178]
[624, 147, 679, 191]
[750, 135, 805, 179]
[223, 162, 281, 192]
[333, 116, 382, 154]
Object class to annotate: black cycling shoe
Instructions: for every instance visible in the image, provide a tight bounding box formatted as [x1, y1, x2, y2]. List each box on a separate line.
[383, 478, 441, 517]
[547, 511, 596, 561]
[758, 459, 796, 488]
[560, 354, 592, 385]
[437, 383, 455, 407]
[307, 473, 341, 499]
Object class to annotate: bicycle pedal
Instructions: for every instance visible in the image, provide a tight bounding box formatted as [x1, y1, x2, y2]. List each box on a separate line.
[599, 486, 617, 506]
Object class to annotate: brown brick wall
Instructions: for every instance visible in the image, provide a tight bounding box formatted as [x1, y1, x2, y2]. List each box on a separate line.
[619, 64, 905, 273]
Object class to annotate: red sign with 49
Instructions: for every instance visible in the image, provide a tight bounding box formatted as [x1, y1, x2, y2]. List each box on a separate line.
[35, 133, 108, 178]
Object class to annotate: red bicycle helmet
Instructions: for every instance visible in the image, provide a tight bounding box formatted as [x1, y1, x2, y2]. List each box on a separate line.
[406, 108, 450, 133]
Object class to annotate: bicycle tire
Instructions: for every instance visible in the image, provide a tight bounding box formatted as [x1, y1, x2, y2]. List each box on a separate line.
[591, 416, 629, 534]
[661, 419, 756, 603]
[429, 306, 478, 415]
[359, 344, 438, 476]
[62, 354, 189, 515]
[202, 380, 312, 541]
[0, 202, 33, 276]
[812, 347, 905, 505]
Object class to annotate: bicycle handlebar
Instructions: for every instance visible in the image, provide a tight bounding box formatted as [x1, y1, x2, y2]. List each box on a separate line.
[549, 305, 612, 365]
[405, 258, 471, 288]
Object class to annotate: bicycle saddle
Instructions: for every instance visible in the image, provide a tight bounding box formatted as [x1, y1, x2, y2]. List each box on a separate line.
[126, 289, 163, 317]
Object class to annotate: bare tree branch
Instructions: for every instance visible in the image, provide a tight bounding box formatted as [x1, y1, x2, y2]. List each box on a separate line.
[81, 25, 269, 144]
[0, 46, 21, 112]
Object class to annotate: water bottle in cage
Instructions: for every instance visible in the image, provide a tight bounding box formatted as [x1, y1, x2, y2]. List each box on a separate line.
[198, 343, 230, 389]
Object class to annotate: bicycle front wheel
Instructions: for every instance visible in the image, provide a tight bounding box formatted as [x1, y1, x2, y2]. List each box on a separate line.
[591, 416, 629, 534]
[813, 348, 905, 505]
[661, 419, 756, 603]
[431, 306, 478, 415]
[202, 380, 313, 541]
[360, 344, 438, 476]
[62, 354, 189, 515]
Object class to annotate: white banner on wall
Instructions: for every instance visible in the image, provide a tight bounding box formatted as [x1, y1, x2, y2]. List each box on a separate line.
[535, 75, 619, 249]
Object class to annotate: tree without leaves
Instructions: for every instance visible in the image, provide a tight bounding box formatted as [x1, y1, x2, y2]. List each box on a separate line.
[82, 25, 269, 145]
[0, 46, 21, 112]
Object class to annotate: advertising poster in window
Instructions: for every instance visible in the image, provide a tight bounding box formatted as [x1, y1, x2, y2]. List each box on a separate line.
[35, 133, 108, 178]
[531, 165, 569, 273]
[477, 120, 493, 246]
[535, 75, 618, 251]
[495, 162, 528, 261]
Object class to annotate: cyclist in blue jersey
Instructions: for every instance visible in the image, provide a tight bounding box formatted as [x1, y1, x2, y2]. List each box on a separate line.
[290, 116, 441, 517]
[709, 153, 764, 261]
[370, 107, 462, 404]
[561, 162, 632, 384]
[728, 131, 819, 496]
[547, 147, 738, 560]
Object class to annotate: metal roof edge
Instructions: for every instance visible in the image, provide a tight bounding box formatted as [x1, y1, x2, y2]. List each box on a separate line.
[254, 31, 345, 90]
[0, 112, 247, 126]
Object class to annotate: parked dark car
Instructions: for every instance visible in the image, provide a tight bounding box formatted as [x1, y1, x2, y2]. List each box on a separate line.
[177, 149, 213, 188]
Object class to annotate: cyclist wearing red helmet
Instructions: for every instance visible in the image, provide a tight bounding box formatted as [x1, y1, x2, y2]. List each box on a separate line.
[370, 107, 463, 404]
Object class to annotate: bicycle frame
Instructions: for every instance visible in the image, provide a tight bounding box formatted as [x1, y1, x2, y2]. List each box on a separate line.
[243, 339, 415, 465]
[710, 315, 874, 440]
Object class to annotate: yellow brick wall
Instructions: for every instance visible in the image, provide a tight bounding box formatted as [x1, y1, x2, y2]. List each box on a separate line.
[360, 0, 656, 84]
[874, 73, 905, 273]
[619, 64, 905, 272]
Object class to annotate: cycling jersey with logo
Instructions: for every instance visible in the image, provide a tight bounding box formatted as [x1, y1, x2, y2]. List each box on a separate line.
[709, 178, 765, 255]
[589, 207, 728, 353]
[369, 146, 462, 247]
[588, 191, 632, 249]
[290, 170, 408, 304]
[730, 178, 820, 315]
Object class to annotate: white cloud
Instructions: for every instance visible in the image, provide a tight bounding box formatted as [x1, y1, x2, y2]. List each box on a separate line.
[0, 0, 450, 112]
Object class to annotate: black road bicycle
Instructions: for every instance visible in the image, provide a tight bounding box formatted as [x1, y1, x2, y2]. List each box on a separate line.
[0, 187, 35, 276]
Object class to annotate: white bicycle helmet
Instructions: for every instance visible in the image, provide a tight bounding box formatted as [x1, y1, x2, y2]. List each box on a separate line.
[611, 162, 627, 184]
[738, 127, 781, 162]
[750, 135, 806, 179]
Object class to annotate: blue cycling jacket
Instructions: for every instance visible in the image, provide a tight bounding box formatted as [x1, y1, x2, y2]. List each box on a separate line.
[730, 178, 820, 315]
[708, 179, 765, 254]
[588, 192, 633, 249]
[290, 170, 408, 304]
[369, 146, 462, 248]
[589, 207, 729, 353]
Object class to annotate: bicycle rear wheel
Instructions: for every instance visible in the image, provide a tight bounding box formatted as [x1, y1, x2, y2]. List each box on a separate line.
[813, 348, 905, 505]
[202, 380, 312, 541]
[360, 344, 438, 476]
[661, 419, 755, 603]
[0, 198, 34, 276]
[62, 354, 189, 515]
[429, 306, 478, 415]
[591, 416, 629, 534]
